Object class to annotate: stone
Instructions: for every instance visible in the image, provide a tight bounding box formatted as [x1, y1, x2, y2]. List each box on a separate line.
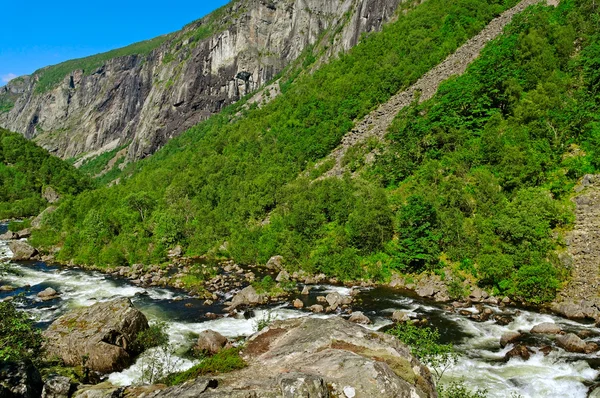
[227, 286, 266, 311]
[493, 314, 514, 326]
[301, 285, 310, 295]
[0, 360, 43, 398]
[586, 342, 600, 354]
[8, 241, 37, 261]
[0, 285, 15, 291]
[530, 322, 562, 334]
[293, 299, 304, 309]
[43, 298, 149, 373]
[279, 373, 328, 398]
[556, 333, 587, 353]
[275, 270, 290, 282]
[326, 292, 343, 310]
[316, 296, 327, 303]
[37, 287, 59, 301]
[0, 231, 17, 240]
[309, 304, 324, 313]
[167, 245, 183, 258]
[392, 311, 410, 323]
[266, 255, 284, 271]
[42, 375, 73, 398]
[16, 229, 31, 239]
[416, 286, 435, 298]
[504, 344, 531, 361]
[500, 331, 521, 348]
[348, 311, 371, 325]
[195, 330, 228, 355]
[42, 186, 61, 204]
[71, 382, 124, 398]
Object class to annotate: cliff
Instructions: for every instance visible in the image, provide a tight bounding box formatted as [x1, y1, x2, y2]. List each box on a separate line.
[0, 0, 402, 163]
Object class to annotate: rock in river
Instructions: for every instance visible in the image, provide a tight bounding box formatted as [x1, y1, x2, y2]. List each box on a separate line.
[8, 241, 37, 261]
[139, 317, 436, 397]
[43, 298, 149, 373]
[195, 330, 228, 355]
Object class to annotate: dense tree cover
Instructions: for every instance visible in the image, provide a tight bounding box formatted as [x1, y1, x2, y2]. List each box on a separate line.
[0, 300, 44, 362]
[367, 0, 600, 302]
[0, 128, 93, 218]
[32, 0, 517, 269]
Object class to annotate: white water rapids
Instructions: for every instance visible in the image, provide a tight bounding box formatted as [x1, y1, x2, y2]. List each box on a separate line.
[1, 238, 598, 397]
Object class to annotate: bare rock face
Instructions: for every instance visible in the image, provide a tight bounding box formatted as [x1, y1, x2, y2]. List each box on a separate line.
[42, 186, 61, 204]
[43, 298, 149, 373]
[0, 0, 402, 163]
[137, 317, 436, 397]
[195, 330, 228, 355]
[8, 241, 37, 261]
[0, 361, 43, 398]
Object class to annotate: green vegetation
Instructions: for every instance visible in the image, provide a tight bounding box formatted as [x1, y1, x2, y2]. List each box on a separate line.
[0, 128, 93, 218]
[161, 347, 246, 386]
[33, 0, 521, 272]
[0, 96, 14, 113]
[78, 144, 128, 178]
[0, 300, 44, 362]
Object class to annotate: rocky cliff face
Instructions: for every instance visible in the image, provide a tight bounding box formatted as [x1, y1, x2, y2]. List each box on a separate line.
[0, 0, 403, 163]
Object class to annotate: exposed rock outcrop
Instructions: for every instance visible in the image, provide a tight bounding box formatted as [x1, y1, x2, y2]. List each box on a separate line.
[0, 360, 43, 398]
[0, 0, 402, 163]
[134, 317, 436, 397]
[43, 298, 149, 373]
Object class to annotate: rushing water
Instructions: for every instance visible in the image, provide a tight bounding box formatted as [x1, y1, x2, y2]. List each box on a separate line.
[1, 235, 599, 397]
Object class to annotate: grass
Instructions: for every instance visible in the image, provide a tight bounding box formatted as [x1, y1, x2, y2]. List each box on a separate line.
[161, 347, 246, 386]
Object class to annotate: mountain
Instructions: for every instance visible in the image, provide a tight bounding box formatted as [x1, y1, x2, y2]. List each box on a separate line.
[0, 0, 400, 164]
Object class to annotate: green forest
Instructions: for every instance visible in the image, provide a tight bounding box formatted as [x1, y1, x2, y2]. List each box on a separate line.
[24, 0, 600, 304]
[0, 128, 92, 219]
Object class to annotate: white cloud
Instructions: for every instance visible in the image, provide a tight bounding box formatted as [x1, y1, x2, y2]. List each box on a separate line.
[1, 73, 17, 84]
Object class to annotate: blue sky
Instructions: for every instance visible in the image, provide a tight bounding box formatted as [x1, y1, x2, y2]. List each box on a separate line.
[0, 0, 230, 85]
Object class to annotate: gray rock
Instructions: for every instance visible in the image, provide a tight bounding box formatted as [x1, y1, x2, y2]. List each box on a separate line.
[16, 229, 31, 239]
[293, 299, 304, 309]
[309, 305, 324, 313]
[505, 344, 531, 361]
[416, 286, 435, 298]
[266, 255, 284, 271]
[325, 292, 343, 310]
[301, 286, 310, 295]
[8, 241, 37, 261]
[37, 287, 59, 301]
[530, 322, 562, 335]
[42, 186, 61, 204]
[0, 231, 17, 240]
[43, 298, 149, 373]
[167, 245, 183, 258]
[348, 311, 371, 325]
[73, 383, 123, 398]
[42, 375, 73, 398]
[500, 331, 521, 348]
[391, 311, 410, 323]
[556, 333, 587, 353]
[279, 373, 328, 398]
[0, 360, 43, 398]
[195, 330, 228, 355]
[275, 270, 290, 282]
[227, 286, 266, 310]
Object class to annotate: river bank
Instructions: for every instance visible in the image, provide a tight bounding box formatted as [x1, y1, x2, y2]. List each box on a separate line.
[2, 233, 600, 397]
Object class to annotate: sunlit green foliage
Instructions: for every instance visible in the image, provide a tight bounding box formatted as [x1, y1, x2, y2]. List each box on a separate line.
[161, 347, 246, 386]
[0, 300, 44, 362]
[0, 128, 93, 218]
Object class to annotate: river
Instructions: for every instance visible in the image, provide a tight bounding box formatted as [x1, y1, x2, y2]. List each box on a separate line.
[1, 235, 598, 397]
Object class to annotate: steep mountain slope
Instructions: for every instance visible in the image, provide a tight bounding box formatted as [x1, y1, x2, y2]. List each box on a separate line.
[0, 128, 93, 219]
[0, 0, 401, 163]
[28, 0, 525, 269]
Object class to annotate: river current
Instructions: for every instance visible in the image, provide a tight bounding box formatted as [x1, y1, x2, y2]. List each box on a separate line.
[1, 236, 598, 397]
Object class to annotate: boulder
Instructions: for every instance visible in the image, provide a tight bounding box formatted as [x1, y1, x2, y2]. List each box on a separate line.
[0, 231, 17, 240]
[326, 292, 343, 310]
[292, 299, 304, 309]
[586, 342, 600, 354]
[42, 375, 73, 398]
[556, 333, 587, 353]
[265, 255, 284, 271]
[275, 270, 290, 282]
[37, 288, 59, 301]
[348, 311, 371, 325]
[500, 331, 521, 348]
[167, 245, 183, 258]
[0, 360, 43, 398]
[147, 317, 436, 397]
[505, 344, 531, 361]
[43, 298, 149, 373]
[31, 206, 57, 229]
[227, 286, 266, 311]
[392, 311, 410, 323]
[42, 186, 61, 204]
[309, 304, 324, 313]
[301, 286, 310, 295]
[16, 229, 31, 239]
[8, 241, 37, 261]
[72, 382, 124, 398]
[195, 330, 228, 355]
[530, 322, 562, 335]
[0, 285, 15, 291]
